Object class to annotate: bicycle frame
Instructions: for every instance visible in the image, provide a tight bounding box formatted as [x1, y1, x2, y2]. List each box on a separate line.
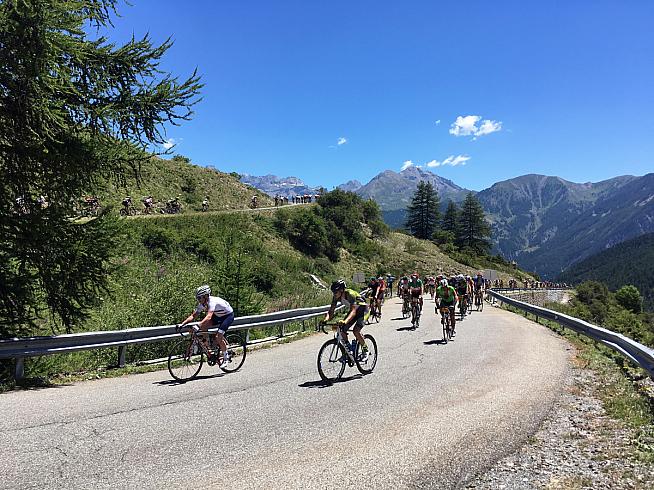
[322, 323, 357, 365]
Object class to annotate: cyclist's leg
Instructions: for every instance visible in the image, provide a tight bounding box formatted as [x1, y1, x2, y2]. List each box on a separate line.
[213, 312, 235, 357]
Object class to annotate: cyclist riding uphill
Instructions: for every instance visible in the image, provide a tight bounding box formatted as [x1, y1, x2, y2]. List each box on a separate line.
[408, 272, 424, 309]
[322, 280, 369, 360]
[435, 279, 458, 332]
[178, 285, 234, 368]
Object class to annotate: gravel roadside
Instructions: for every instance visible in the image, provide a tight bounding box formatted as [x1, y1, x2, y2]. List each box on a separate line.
[469, 348, 654, 490]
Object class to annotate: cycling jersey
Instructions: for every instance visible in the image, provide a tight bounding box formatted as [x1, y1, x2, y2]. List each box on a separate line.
[408, 278, 423, 289]
[194, 295, 234, 317]
[436, 285, 457, 303]
[331, 289, 367, 309]
[473, 276, 485, 289]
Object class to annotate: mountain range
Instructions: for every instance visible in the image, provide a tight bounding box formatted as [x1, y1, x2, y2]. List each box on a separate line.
[241, 167, 654, 279]
[239, 174, 321, 198]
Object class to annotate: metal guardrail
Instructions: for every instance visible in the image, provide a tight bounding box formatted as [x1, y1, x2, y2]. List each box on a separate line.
[0, 303, 343, 380]
[487, 290, 654, 378]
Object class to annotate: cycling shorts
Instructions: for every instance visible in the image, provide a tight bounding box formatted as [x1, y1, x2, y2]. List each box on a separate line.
[410, 287, 422, 298]
[342, 305, 367, 331]
[211, 312, 234, 334]
[376, 289, 385, 299]
[438, 299, 455, 309]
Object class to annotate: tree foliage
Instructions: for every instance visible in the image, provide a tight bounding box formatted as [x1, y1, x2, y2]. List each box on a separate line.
[457, 192, 491, 253]
[405, 181, 441, 240]
[0, 0, 202, 335]
[615, 285, 643, 314]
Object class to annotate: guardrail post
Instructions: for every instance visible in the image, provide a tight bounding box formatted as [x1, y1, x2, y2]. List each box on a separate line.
[15, 357, 24, 381]
[117, 345, 126, 368]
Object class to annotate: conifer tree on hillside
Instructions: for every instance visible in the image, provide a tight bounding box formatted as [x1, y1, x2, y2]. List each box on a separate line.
[405, 181, 441, 240]
[441, 200, 459, 236]
[457, 192, 492, 253]
[0, 0, 202, 336]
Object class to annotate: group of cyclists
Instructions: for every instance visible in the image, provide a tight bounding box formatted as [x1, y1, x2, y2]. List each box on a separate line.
[174, 270, 491, 382]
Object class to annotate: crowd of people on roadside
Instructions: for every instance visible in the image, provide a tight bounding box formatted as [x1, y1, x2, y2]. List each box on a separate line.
[273, 194, 319, 206]
[492, 279, 568, 289]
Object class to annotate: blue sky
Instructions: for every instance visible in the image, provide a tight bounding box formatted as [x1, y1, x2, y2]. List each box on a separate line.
[101, 1, 654, 191]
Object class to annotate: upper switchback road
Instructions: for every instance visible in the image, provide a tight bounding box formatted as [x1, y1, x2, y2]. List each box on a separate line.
[0, 297, 570, 489]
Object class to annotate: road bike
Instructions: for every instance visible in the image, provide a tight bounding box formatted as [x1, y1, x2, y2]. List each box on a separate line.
[400, 292, 410, 319]
[317, 322, 378, 382]
[167, 325, 247, 381]
[366, 295, 381, 324]
[474, 289, 484, 312]
[458, 293, 468, 319]
[438, 304, 455, 343]
[410, 297, 422, 328]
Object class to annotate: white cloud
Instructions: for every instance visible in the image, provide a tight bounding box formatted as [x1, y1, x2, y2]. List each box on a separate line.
[337, 137, 347, 146]
[401, 160, 414, 171]
[162, 138, 178, 150]
[449, 115, 502, 138]
[476, 119, 502, 136]
[425, 155, 470, 167]
[435, 120, 441, 125]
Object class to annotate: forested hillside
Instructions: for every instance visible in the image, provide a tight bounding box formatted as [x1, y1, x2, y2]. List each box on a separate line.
[558, 233, 654, 312]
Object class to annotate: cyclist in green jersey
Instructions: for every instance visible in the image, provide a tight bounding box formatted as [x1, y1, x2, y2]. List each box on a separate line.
[322, 280, 369, 359]
[435, 279, 458, 332]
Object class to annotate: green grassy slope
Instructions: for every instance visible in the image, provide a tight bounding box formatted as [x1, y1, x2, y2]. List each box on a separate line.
[92, 155, 273, 212]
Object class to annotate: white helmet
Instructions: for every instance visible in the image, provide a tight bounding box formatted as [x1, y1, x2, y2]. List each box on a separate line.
[195, 285, 211, 299]
[440, 279, 448, 287]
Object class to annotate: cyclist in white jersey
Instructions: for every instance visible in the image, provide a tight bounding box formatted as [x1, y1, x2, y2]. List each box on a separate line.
[179, 285, 234, 368]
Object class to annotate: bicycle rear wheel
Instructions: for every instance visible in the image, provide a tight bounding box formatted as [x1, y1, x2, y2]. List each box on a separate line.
[168, 339, 203, 381]
[317, 339, 346, 382]
[478, 295, 484, 312]
[355, 334, 378, 374]
[220, 332, 247, 373]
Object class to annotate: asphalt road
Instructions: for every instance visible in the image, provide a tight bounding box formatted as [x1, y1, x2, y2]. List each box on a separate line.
[0, 298, 571, 489]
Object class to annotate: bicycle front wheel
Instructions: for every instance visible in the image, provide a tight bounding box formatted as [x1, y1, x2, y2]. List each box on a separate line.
[355, 334, 378, 374]
[317, 339, 346, 382]
[442, 317, 448, 343]
[220, 332, 247, 373]
[168, 339, 203, 381]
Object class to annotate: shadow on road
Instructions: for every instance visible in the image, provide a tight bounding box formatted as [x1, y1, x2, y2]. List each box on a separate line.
[390, 317, 406, 321]
[423, 339, 449, 346]
[154, 372, 227, 386]
[298, 374, 362, 389]
[396, 325, 417, 332]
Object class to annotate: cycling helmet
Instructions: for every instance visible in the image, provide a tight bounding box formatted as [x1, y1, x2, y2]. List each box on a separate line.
[440, 279, 448, 287]
[195, 285, 211, 298]
[330, 280, 346, 293]
[369, 276, 377, 282]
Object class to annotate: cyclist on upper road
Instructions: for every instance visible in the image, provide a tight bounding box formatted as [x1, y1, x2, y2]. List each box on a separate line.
[435, 279, 458, 333]
[323, 280, 369, 361]
[250, 195, 258, 208]
[178, 285, 235, 368]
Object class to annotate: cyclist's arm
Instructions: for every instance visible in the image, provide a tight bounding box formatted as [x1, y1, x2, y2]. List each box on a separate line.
[197, 308, 215, 330]
[323, 299, 338, 322]
[179, 312, 196, 327]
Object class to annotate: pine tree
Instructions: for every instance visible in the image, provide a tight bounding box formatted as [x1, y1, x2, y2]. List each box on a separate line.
[457, 193, 492, 253]
[0, 1, 202, 336]
[441, 200, 459, 235]
[405, 181, 441, 240]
